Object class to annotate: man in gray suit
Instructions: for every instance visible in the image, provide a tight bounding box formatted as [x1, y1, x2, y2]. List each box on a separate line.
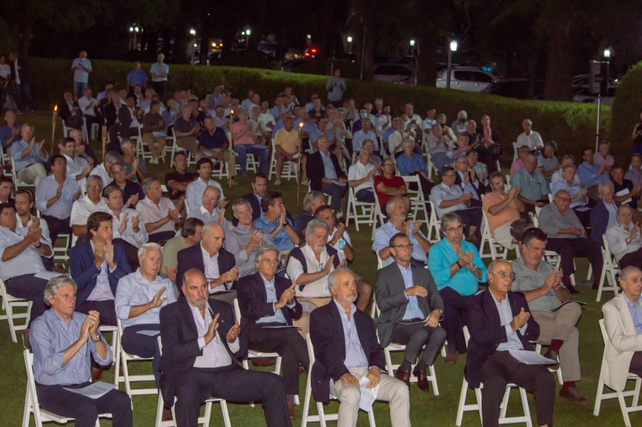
[375, 232, 446, 392]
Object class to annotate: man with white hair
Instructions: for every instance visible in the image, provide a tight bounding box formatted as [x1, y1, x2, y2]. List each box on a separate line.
[605, 205, 642, 269]
[150, 53, 169, 98]
[173, 104, 203, 160]
[70, 175, 107, 236]
[515, 119, 544, 151]
[30, 275, 133, 427]
[187, 184, 228, 228]
[512, 154, 549, 211]
[137, 177, 181, 243]
[347, 146, 376, 204]
[115, 242, 177, 387]
[89, 150, 121, 187]
[451, 110, 468, 135]
[11, 123, 48, 188]
[71, 50, 92, 98]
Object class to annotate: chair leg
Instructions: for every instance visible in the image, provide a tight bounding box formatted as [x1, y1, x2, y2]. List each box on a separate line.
[220, 400, 232, 427]
[518, 386, 533, 427]
[618, 391, 633, 427]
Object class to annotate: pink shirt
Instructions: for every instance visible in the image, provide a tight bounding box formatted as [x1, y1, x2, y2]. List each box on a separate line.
[483, 127, 494, 143]
[233, 121, 255, 145]
[594, 153, 614, 167]
[510, 159, 525, 178]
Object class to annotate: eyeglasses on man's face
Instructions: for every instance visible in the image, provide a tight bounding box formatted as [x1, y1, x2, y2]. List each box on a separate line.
[393, 243, 413, 250]
[491, 271, 516, 281]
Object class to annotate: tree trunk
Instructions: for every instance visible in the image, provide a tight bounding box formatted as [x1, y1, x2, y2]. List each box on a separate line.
[416, 23, 438, 87]
[544, 29, 573, 101]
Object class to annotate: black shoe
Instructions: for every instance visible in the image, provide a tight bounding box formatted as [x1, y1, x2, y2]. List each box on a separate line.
[413, 366, 430, 393]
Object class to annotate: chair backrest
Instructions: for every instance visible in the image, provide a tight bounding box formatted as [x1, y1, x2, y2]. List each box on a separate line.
[463, 326, 471, 349]
[23, 349, 44, 421]
[602, 235, 615, 264]
[597, 319, 609, 358]
[305, 333, 316, 368]
[512, 142, 518, 161]
[232, 298, 242, 323]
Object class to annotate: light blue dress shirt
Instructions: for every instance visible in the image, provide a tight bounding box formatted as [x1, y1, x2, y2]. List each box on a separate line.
[428, 238, 486, 295]
[31, 309, 112, 385]
[321, 151, 338, 180]
[491, 292, 526, 352]
[397, 153, 428, 176]
[576, 161, 609, 188]
[0, 226, 47, 280]
[256, 275, 291, 325]
[623, 293, 642, 335]
[372, 221, 427, 268]
[253, 215, 295, 251]
[150, 62, 169, 82]
[185, 178, 224, 212]
[11, 139, 48, 171]
[511, 167, 549, 202]
[36, 175, 79, 219]
[552, 179, 587, 208]
[115, 269, 178, 329]
[397, 263, 425, 320]
[333, 299, 369, 369]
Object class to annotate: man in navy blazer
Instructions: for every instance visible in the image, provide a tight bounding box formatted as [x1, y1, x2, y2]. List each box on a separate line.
[590, 181, 621, 244]
[237, 246, 308, 420]
[176, 222, 238, 295]
[464, 260, 555, 427]
[160, 268, 291, 427]
[306, 135, 347, 213]
[310, 267, 410, 427]
[70, 211, 131, 326]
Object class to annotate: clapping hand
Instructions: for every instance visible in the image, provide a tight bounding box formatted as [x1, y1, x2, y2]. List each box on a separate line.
[119, 212, 129, 235]
[226, 321, 241, 343]
[167, 209, 179, 222]
[250, 229, 263, 246]
[510, 307, 530, 331]
[149, 287, 167, 309]
[204, 313, 220, 345]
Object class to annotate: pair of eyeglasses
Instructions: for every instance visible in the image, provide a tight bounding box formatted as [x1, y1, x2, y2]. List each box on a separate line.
[445, 225, 464, 233]
[393, 244, 413, 250]
[491, 271, 516, 281]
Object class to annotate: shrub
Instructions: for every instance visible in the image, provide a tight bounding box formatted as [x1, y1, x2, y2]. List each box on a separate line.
[30, 57, 609, 158]
[611, 61, 642, 160]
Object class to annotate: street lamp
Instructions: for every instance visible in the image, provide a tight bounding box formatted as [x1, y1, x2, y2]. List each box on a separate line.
[447, 39, 458, 89]
[410, 39, 415, 47]
[603, 48, 611, 58]
[347, 36, 353, 54]
[245, 28, 251, 50]
[189, 28, 196, 36]
[307, 34, 312, 40]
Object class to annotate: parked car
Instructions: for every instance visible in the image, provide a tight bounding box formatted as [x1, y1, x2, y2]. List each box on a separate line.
[571, 73, 617, 105]
[435, 66, 500, 92]
[208, 39, 223, 60]
[373, 64, 413, 84]
[481, 79, 545, 100]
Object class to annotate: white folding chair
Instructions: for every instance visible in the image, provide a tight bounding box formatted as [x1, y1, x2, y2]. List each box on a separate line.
[268, 138, 298, 182]
[169, 135, 194, 167]
[533, 343, 563, 385]
[371, 190, 386, 241]
[427, 200, 442, 243]
[98, 325, 119, 361]
[115, 318, 158, 397]
[135, 124, 152, 162]
[505, 174, 512, 191]
[594, 319, 642, 426]
[372, 302, 440, 396]
[60, 117, 72, 138]
[232, 299, 282, 374]
[23, 350, 112, 427]
[301, 333, 376, 427]
[423, 151, 439, 180]
[346, 186, 375, 233]
[512, 142, 518, 161]
[597, 236, 620, 302]
[401, 175, 429, 222]
[479, 209, 509, 260]
[455, 326, 533, 427]
[0, 277, 32, 343]
[53, 234, 71, 263]
[10, 156, 33, 192]
[210, 156, 230, 180]
[154, 335, 231, 427]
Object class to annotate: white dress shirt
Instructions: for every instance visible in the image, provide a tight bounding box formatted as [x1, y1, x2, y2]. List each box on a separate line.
[108, 208, 149, 248]
[15, 214, 53, 255]
[191, 304, 239, 368]
[89, 163, 113, 186]
[287, 245, 334, 298]
[85, 240, 116, 302]
[136, 197, 180, 236]
[70, 195, 108, 226]
[347, 161, 375, 194]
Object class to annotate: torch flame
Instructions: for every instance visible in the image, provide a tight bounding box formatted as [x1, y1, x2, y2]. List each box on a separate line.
[54, 105, 58, 112]
[298, 122, 304, 128]
[230, 109, 234, 115]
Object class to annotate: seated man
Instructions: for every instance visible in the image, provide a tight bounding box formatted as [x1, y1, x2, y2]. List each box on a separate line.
[310, 267, 410, 427]
[103, 186, 148, 269]
[429, 212, 487, 364]
[611, 163, 642, 225]
[274, 116, 307, 186]
[482, 172, 525, 250]
[176, 222, 238, 295]
[164, 152, 196, 216]
[70, 211, 132, 326]
[35, 154, 80, 244]
[120, 139, 148, 183]
[551, 155, 577, 185]
[254, 192, 300, 253]
[287, 219, 342, 337]
[602, 266, 642, 395]
[375, 232, 446, 392]
[307, 135, 347, 214]
[173, 104, 204, 161]
[198, 116, 229, 162]
[539, 190, 603, 292]
[537, 141, 560, 185]
[594, 140, 615, 172]
[590, 180, 620, 246]
[431, 166, 482, 245]
[160, 268, 291, 427]
[374, 159, 409, 212]
[515, 118, 544, 152]
[465, 259, 555, 427]
[348, 146, 376, 204]
[511, 227, 586, 403]
[185, 158, 224, 212]
[0, 177, 14, 205]
[160, 218, 203, 282]
[373, 196, 430, 268]
[106, 162, 144, 208]
[225, 198, 274, 279]
[89, 150, 121, 187]
[232, 110, 269, 175]
[316, 205, 373, 311]
[0, 202, 52, 330]
[396, 139, 434, 201]
[59, 136, 93, 186]
[141, 101, 167, 164]
[237, 246, 309, 419]
[11, 123, 48, 188]
[454, 155, 484, 201]
[187, 185, 228, 228]
[577, 147, 609, 201]
[70, 175, 106, 236]
[14, 189, 54, 270]
[118, 94, 143, 143]
[510, 145, 532, 178]
[551, 164, 591, 228]
[512, 154, 549, 212]
[234, 172, 269, 225]
[294, 191, 325, 237]
[115, 243, 178, 387]
[58, 91, 83, 129]
[605, 205, 642, 269]
[351, 117, 378, 154]
[426, 125, 455, 171]
[30, 276, 132, 427]
[625, 153, 642, 186]
[137, 177, 181, 244]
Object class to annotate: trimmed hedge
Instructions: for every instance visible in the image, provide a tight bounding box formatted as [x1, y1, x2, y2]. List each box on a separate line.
[611, 61, 642, 160]
[31, 57, 609, 158]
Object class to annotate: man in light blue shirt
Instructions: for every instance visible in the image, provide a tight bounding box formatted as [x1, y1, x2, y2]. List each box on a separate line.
[185, 158, 224, 212]
[11, 123, 48, 188]
[115, 243, 177, 386]
[150, 53, 169, 99]
[352, 118, 378, 153]
[577, 147, 609, 200]
[30, 275, 132, 426]
[325, 69, 346, 106]
[253, 192, 300, 252]
[512, 154, 549, 209]
[126, 61, 148, 92]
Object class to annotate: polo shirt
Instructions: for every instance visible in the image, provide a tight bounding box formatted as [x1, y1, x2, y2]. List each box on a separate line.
[511, 257, 564, 312]
[164, 170, 197, 199]
[511, 168, 548, 202]
[199, 128, 228, 150]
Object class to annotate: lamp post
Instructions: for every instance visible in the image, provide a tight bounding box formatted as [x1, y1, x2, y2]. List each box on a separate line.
[245, 28, 251, 50]
[347, 36, 353, 54]
[446, 40, 458, 89]
[189, 29, 197, 64]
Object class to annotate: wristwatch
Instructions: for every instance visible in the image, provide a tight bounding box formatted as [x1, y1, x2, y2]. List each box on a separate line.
[91, 333, 102, 342]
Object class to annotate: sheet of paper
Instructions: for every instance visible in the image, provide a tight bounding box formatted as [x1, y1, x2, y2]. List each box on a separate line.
[616, 189, 632, 205]
[136, 330, 161, 337]
[330, 180, 347, 187]
[549, 300, 587, 313]
[509, 349, 557, 365]
[358, 376, 379, 412]
[34, 271, 64, 281]
[63, 381, 116, 399]
[262, 325, 302, 329]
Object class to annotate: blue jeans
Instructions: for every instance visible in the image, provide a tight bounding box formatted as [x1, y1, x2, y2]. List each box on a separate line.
[73, 81, 88, 97]
[15, 82, 34, 111]
[234, 144, 268, 173]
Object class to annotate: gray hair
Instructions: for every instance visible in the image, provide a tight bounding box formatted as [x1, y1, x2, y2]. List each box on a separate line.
[232, 198, 252, 214]
[525, 154, 538, 163]
[561, 164, 576, 173]
[105, 150, 122, 163]
[141, 176, 159, 194]
[158, 53, 165, 60]
[545, 140, 558, 151]
[303, 191, 325, 213]
[305, 218, 329, 238]
[385, 195, 405, 216]
[402, 138, 415, 147]
[120, 138, 134, 151]
[138, 242, 163, 260]
[617, 204, 633, 216]
[86, 174, 102, 187]
[440, 212, 464, 233]
[598, 180, 614, 196]
[522, 119, 533, 126]
[467, 120, 476, 127]
[254, 245, 279, 264]
[202, 221, 224, 237]
[621, 266, 641, 282]
[44, 275, 77, 305]
[21, 122, 35, 134]
[328, 267, 354, 290]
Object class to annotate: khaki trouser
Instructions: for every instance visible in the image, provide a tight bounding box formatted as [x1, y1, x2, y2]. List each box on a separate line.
[17, 163, 47, 188]
[532, 302, 582, 382]
[293, 297, 332, 338]
[142, 133, 167, 159]
[176, 136, 205, 161]
[329, 367, 410, 427]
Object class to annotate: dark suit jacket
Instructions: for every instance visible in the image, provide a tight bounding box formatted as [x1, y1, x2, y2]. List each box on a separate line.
[236, 272, 303, 332]
[159, 296, 247, 405]
[69, 241, 132, 305]
[10, 57, 30, 84]
[310, 300, 386, 403]
[306, 151, 346, 192]
[119, 105, 141, 139]
[102, 103, 118, 128]
[176, 244, 237, 291]
[464, 290, 540, 388]
[58, 100, 80, 122]
[590, 200, 621, 243]
[374, 262, 444, 348]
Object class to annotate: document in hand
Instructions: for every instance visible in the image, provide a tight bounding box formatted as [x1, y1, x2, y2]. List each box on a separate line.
[136, 330, 161, 337]
[509, 349, 557, 365]
[358, 376, 380, 412]
[64, 381, 116, 399]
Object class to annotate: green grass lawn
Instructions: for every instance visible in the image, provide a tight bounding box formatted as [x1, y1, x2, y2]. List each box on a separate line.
[3, 112, 638, 426]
